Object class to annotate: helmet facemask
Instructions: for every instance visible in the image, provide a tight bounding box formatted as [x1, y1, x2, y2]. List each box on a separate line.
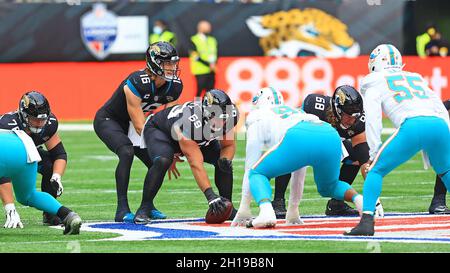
[152, 57, 180, 81]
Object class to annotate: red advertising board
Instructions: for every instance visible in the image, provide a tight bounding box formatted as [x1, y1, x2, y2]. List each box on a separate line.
[0, 56, 448, 120]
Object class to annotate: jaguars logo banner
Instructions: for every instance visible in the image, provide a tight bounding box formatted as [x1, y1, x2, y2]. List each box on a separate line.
[80, 3, 118, 60]
[246, 8, 360, 58]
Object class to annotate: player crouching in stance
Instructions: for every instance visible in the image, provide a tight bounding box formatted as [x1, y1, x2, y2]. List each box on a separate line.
[238, 87, 363, 229]
[0, 129, 81, 234]
[0, 91, 67, 227]
[232, 87, 307, 227]
[139, 89, 239, 224]
[345, 44, 450, 236]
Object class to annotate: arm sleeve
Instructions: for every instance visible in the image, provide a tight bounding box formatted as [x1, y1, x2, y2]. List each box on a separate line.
[362, 86, 383, 161]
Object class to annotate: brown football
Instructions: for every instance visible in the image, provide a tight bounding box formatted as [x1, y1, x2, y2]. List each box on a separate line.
[205, 199, 233, 224]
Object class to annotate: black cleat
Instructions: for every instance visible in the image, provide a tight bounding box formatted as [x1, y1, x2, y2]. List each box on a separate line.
[115, 209, 135, 223]
[62, 212, 82, 235]
[429, 196, 450, 214]
[43, 212, 62, 226]
[134, 207, 152, 225]
[272, 198, 287, 219]
[344, 214, 375, 236]
[325, 198, 359, 216]
[429, 205, 450, 214]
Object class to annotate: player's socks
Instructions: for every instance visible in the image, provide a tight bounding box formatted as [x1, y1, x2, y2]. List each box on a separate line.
[249, 170, 272, 205]
[440, 171, 450, 193]
[362, 172, 383, 213]
[215, 167, 233, 201]
[56, 206, 72, 220]
[274, 174, 290, 200]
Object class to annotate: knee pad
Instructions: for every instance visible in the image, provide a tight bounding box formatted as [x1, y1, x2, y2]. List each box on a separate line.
[117, 145, 135, 161]
[153, 156, 173, 172]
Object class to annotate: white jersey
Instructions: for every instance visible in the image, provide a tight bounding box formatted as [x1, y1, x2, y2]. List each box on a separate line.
[235, 105, 319, 213]
[361, 69, 450, 160]
[244, 105, 321, 170]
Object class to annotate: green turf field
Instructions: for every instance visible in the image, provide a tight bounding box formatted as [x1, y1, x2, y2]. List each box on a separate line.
[1, 123, 449, 253]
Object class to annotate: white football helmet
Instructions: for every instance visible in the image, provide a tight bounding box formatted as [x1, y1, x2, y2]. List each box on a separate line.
[252, 87, 284, 107]
[368, 44, 403, 73]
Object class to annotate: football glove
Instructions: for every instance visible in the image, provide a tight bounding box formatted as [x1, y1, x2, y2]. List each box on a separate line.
[375, 198, 384, 218]
[217, 158, 233, 174]
[4, 203, 23, 229]
[50, 173, 64, 197]
[204, 188, 227, 215]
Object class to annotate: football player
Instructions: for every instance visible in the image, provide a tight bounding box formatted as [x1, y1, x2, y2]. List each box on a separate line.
[0, 111, 81, 235]
[272, 85, 383, 218]
[241, 87, 363, 228]
[0, 91, 67, 227]
[231, 87, 307, 227]
[139, 89, 239, 224]
[93, 41, 183, 223]
[428, 99, 450, 214]
[345, 44, 450, 236]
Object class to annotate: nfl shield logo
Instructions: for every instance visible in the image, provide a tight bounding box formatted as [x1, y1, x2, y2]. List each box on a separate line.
[80, 3, 118, 60]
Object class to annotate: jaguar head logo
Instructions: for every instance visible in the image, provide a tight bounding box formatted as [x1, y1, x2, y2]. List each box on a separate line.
[246, 8, 360, 58]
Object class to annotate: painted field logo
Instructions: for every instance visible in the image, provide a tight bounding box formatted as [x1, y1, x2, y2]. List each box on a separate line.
[81, 213, 450, 243]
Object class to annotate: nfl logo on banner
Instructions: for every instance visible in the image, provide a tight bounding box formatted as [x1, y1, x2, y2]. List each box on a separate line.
[80, 3, 118, 60]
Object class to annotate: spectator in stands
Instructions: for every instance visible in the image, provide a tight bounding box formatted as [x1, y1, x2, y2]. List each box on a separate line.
[416, 23, 438, 57]
[425, 31, 449, 57]
[189, 20, 218, 98]
[149, 20, 177, 47]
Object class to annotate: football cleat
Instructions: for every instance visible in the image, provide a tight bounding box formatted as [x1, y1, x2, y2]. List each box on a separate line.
[344, 214, 375, 236]
[115, 210, 135, 223]
[62, 212, 82, 235]
[43, 212, 62, 226]
[246, 206, 276, 229]
[429, 195, 450, 214]
[429, 205, 450, 214]
[149, 209, 167, 220]
[325, 198, 359, 216]
[134, 207, 152, 224]
[272, 198, 287, 219]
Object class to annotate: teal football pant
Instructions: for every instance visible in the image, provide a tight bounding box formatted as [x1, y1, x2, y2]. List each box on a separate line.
[0, 132, 62, 215]
[249, 121, 352, 205]
[363, 116, 450, 214]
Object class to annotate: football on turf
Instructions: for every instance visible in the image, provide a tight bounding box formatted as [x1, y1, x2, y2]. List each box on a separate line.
[205, 199, 233, 224]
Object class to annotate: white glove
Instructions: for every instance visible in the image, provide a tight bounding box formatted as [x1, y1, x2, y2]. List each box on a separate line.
[375, 198, 384, 218]
[285, 207, 304, 225]
[231, 208, 253, 227]
[50, 173, 64, 197]
[4, 203, 23, 229]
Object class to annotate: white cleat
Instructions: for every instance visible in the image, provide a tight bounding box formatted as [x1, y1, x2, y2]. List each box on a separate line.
[246, 207, 276, 228]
